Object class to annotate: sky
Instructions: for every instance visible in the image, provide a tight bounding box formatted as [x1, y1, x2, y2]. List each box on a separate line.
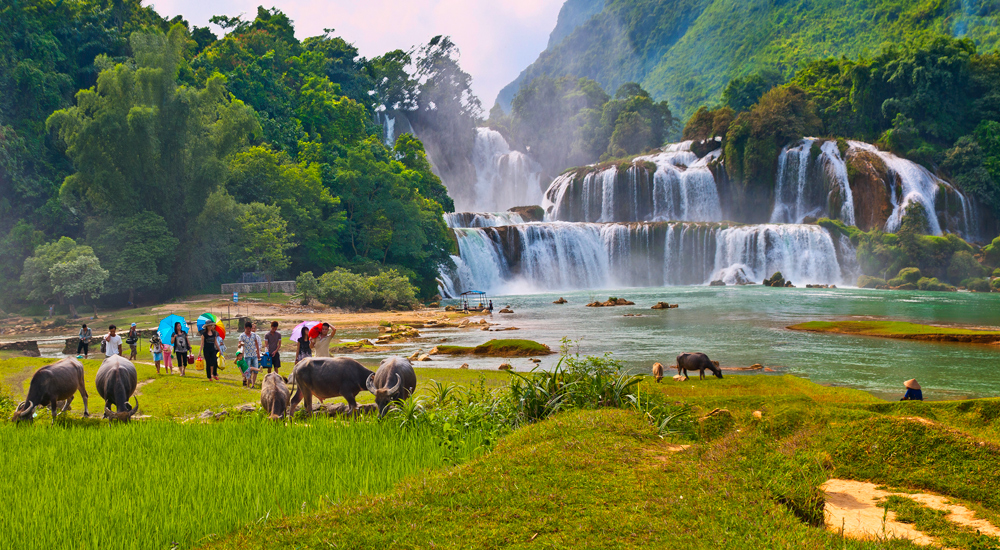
[150, 0, 565, 107]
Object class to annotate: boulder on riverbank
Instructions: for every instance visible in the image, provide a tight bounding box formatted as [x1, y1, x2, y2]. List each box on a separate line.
[586, 297, 635, 307]
[499, 308, 514, 314]
[651, 302, 678, 310]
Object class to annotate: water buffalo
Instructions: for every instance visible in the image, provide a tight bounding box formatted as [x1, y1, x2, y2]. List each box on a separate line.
[651, 362, 664, 383]
[95, 355, 139, 422]
[11, 358, 90, 423]
[676, 352, 723, 380]
[288, 357, 374, 416]
[367, 356, 417, 417]
[260, 373, 290, 419]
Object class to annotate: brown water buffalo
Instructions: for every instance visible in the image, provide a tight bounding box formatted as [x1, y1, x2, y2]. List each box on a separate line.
[367, 356, 417, 417]
[95, 355, 139, 422]
[11, 358, 89, 423]
[260, 372, 290, 419]
[288, 357, 374, 416]
[651, 362, 664, 383]
[676, 352, 723, 380]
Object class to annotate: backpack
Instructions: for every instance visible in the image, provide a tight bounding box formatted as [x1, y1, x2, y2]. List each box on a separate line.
[100, 340, 107, 353]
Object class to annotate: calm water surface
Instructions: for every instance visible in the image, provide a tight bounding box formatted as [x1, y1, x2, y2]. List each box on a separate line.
[386, 286, 1000, 401]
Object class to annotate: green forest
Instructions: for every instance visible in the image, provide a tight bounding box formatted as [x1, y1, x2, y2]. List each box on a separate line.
[0, 0, 481, 312]
[498, 0, 1000, 119]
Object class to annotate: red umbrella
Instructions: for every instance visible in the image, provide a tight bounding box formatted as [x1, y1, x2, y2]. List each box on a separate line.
[308, 323, 327, 339]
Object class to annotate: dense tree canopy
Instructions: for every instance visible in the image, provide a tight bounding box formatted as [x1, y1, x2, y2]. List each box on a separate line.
[0, 2, 465, 309]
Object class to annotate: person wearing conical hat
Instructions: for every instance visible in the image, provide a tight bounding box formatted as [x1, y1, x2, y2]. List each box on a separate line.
[900, 379, 923, 401]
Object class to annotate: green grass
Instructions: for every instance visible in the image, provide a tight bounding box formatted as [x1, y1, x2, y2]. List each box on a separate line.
[883, 496, 1000, 549]
[788, 320, 1000, 343]
[436, 339, 553, 357]
[0, 416, 486, 550]
[0, 357, 511, 419]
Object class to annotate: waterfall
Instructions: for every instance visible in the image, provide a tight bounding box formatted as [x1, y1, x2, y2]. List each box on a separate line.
[469, 128, 544, 212]
[444, 212, 527, 228]
[712, 224, 852, 285]
[769, 139, 855, 225]
[441, 222, 851, 294]
[543, 141, 722, 223]
[384, 116, 395, 147]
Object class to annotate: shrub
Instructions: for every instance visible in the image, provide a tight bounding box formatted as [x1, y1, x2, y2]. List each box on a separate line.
[295, 271, 320, 305]
[857, 275, 887, 288]
[964, 278, 992, 292]
[887, 277, 907, 288]
[994, 268, 1000, 278]
[983, 236, 1000, 266]
[896, 267, 922, 283]
[993, 278, 1000, 290]
[917, 277, 956, 291]
[368, 270, 418, 310]
[317, 269, 374, 310]
[947, 251, 984, 283]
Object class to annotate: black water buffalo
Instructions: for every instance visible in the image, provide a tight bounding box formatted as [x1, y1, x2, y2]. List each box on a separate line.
[367, 356, 417, 417]
[260, 372, 290, 419]
[676, 352, 723, 380]
[95, 355, 139, 422]
[11, 358, 90, 423]
[289, 357, 374, 416]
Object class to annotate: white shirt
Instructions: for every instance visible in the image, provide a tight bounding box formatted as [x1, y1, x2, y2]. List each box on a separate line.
[105, 334, 122, 357]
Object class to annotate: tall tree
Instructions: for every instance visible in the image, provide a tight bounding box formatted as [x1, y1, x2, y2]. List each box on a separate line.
[230, 202, 295, 296]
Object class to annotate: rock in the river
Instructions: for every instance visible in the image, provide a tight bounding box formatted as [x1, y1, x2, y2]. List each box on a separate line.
[709, 279, 726, 286]
[0, 340, 40, 357]
[458, 319, 470, 328]
[763, 272, 786, 287]
[499, 308, 514, 314]
[445, 306, 457, 312]
[650, 302, 678, 310]
[553, 297, 568, 304]
[417, 354, 431, 362]
[407, 351, 420, 361]
[586, 297, 635, 307]
[498, 363, 512, 371]
[459, 363, 469, 369]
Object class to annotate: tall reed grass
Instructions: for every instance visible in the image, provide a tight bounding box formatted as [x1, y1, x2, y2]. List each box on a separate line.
[0, 417, 483, 550]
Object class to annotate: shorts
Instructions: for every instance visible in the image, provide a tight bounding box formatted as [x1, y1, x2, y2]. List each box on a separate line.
[153, 352, 163, 361]
[270, 353, 281, 370]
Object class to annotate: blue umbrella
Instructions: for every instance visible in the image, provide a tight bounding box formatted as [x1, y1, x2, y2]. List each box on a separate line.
[158, 314, 188, 342]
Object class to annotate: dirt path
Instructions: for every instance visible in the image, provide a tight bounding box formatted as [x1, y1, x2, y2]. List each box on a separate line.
[821, 479, 1000, 546]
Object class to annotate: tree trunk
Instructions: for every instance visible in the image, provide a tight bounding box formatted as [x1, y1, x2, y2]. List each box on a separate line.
[129, 288, 136, 308]
[68, 302, 78, 319]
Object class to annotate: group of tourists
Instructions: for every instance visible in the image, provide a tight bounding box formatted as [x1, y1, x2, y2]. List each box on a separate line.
[76, 319, 338, 389]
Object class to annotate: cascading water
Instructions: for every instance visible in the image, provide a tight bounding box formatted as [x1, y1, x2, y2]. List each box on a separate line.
[543, 141, 722, 223]
[439, 222, 855, 295]
[468, 128, 544, 212]
[444, 212, 527, 228]
[770, 139, 856, 225]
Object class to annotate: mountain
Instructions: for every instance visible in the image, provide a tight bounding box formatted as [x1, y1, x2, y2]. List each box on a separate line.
[496, 0, 1000, 117]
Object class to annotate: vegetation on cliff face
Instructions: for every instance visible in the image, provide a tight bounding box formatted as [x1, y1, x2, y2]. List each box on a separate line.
[0, 2, 471, 309]
[498, 0, 1000, 120]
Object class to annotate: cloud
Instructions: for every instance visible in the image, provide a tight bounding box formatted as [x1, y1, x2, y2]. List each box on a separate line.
[150, 0, 564, 106]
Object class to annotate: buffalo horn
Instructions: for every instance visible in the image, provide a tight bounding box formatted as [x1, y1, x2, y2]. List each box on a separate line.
[128, 397, 139, 417]
[387, 373, 402, 396]
[366, 374, 377, 394]
[104, 407, 113, 418]
[18, 400, 34, 417]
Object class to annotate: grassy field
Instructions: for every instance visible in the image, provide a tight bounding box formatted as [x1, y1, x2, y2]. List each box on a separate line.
[0, 357, 511, 419]
[199, 375, 1000, 549]
[0, 416, 489, 550]
[788, 320, 1000, 343]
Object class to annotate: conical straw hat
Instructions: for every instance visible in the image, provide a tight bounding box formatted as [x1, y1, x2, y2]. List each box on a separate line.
[904, 379, 921, 390]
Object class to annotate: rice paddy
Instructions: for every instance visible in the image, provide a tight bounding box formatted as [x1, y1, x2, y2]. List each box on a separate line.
[0, 416, 486, 550]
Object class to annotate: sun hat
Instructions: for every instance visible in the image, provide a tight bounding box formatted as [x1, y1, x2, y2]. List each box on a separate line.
[131, 323, 136, 327]
[904, 379, 921, 390]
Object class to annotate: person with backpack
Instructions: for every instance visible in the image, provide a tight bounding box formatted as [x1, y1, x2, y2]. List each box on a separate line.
[172, 322, 190, 377]
[126, 323, 139, 360]
[150, 332, 164, 374]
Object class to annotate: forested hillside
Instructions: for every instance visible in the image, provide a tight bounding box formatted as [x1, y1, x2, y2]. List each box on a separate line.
[0, 0, 473, 312]
[497, 0, 1000, 118]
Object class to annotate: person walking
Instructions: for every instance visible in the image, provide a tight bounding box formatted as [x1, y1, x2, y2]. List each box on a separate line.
[103, 325, 122, 358]
[126, 323, 139, 360]
[201, 324, 220, 381]
[77, 324, 93, 359]
[238, 321, 262, 386]
[296, 328, 312, 362]
[264, 321, 282, 373]
[311, 322, 336, 357]
[150, 332, 164, 374]
[172, 323, 190, 376]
